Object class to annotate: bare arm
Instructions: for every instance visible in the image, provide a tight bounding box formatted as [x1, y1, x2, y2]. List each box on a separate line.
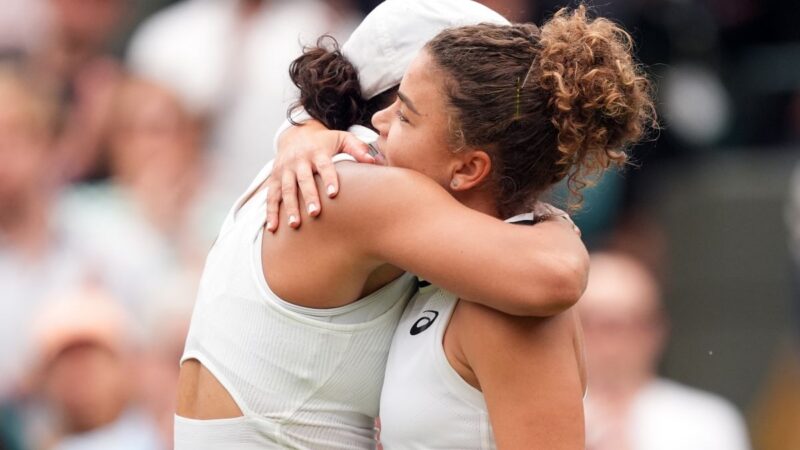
[266, 119, 375, 231]
[456, 302, 586, 449]
[287, 162, 589, 317]
[268, 122, 581, 236]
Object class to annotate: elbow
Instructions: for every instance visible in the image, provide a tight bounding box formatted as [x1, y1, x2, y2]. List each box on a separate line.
[519, 248, 589, 317]
[552, 249, 590, 312]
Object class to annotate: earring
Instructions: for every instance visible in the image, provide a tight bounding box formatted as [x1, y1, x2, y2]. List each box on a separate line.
[451, 179, 459, 188]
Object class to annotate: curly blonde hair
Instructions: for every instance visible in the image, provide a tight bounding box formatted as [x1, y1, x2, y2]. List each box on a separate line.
[426, 5, 655, 215]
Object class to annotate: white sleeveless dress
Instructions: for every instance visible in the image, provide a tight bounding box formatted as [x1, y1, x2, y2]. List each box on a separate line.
[379, 213, 536, 450]
[175, 149, 417, 450]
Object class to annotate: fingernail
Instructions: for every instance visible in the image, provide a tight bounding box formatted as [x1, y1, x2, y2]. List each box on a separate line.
[307, 203, 318, 215]
[327, 185, 336, 197]
[288, 215, 298, 226]
[267, 221, 273, 230]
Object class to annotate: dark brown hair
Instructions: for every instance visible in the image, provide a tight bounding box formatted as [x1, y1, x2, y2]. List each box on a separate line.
[426, 6, 655, 215]
[288, 36, 395, 130]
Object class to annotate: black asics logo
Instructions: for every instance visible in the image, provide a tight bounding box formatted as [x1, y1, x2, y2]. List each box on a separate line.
[410, 310, 439, 335]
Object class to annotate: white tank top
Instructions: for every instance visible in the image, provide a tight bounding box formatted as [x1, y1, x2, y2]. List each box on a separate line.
[379, 213, 535, 450]
[177, 151, 417, 450]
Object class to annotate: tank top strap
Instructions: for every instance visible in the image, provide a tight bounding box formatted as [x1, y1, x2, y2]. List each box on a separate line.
[505, 211, 535, 225]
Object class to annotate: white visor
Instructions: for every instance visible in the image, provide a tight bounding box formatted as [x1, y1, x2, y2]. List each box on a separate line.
[342, 0, 510, 99]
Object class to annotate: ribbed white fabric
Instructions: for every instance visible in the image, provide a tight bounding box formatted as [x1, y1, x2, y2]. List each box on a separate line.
[379, 213, 535, 450]
[177, 153, 417, 450]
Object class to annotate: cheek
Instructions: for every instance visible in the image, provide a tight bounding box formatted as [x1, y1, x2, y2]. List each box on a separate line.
[380, 123, 405, 164]
[385, 128, 449, 176]
[384, 129, 423, 170]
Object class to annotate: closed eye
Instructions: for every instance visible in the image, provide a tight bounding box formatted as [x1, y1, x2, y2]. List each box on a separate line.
[395, 109, 410, 124]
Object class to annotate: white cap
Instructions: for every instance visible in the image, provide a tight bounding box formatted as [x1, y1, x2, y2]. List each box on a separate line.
[342, 0, 509, 100]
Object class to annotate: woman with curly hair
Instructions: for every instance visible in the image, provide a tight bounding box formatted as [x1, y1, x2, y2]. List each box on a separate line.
[375, 9, 654, 448]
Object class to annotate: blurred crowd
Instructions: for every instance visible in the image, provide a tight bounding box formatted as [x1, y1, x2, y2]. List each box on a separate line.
[0, 0, 798, 449]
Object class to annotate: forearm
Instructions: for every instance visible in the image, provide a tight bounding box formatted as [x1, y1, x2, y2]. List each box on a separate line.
[438, 230, 587, 317]
[320, 163, 589, 317]
[486, 222, 589, 316]
[374, 198, 588, 316]
[376, 202, 587, 316]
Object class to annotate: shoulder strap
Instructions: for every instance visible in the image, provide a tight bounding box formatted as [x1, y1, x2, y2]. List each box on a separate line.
[505, 211, 535, 225]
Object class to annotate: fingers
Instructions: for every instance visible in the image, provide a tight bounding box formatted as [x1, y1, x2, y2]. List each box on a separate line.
[314, 155, 339, 199]
[561, 214, 581, 236]
[281, 169, 301, 229]
[266, 129, 371, 232]
[340, 133, 376, 164]
[295, 161, 321, 218]
[533, 202, 581, 236]
[265, 177, 282, 233]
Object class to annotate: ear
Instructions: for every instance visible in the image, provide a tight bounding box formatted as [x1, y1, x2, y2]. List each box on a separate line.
[449, 149, 492, 192]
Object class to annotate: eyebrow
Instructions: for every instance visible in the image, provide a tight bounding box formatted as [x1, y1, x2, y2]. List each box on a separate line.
[397, 91, 422, 116]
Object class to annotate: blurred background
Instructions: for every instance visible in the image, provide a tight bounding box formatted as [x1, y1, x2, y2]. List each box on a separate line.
[0, 0, 797, 449]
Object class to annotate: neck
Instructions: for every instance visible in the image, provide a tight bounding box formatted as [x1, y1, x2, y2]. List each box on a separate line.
[453, 186, 501, 219]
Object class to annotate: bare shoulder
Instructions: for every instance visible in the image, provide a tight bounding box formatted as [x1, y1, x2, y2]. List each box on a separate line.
[453, 299, 586, 393]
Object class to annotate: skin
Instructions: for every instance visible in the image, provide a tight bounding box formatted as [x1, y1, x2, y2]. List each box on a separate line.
[178, 51, 588, 448]
[445, 303, 586, 449]
[266, 119, 373, 229]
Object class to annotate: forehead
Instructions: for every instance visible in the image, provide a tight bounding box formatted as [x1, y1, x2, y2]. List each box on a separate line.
[399, 50, 445, 115]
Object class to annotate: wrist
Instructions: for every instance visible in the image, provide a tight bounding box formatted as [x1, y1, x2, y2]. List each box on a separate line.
[277, 119, 327, 154]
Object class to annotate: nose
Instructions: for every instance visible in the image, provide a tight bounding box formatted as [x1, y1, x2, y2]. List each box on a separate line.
[371, 105, 390, 136]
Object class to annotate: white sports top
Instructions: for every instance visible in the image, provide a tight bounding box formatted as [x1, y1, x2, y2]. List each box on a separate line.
[379, 214, 534, 450]
[176, 151, 417, 450]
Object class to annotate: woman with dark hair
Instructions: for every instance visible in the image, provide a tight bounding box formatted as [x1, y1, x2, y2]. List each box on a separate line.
[175, 2, 653, 449]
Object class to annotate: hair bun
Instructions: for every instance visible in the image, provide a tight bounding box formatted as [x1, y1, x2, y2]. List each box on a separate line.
[288, 36, 365, 131]
[536, 5, 656, 198]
